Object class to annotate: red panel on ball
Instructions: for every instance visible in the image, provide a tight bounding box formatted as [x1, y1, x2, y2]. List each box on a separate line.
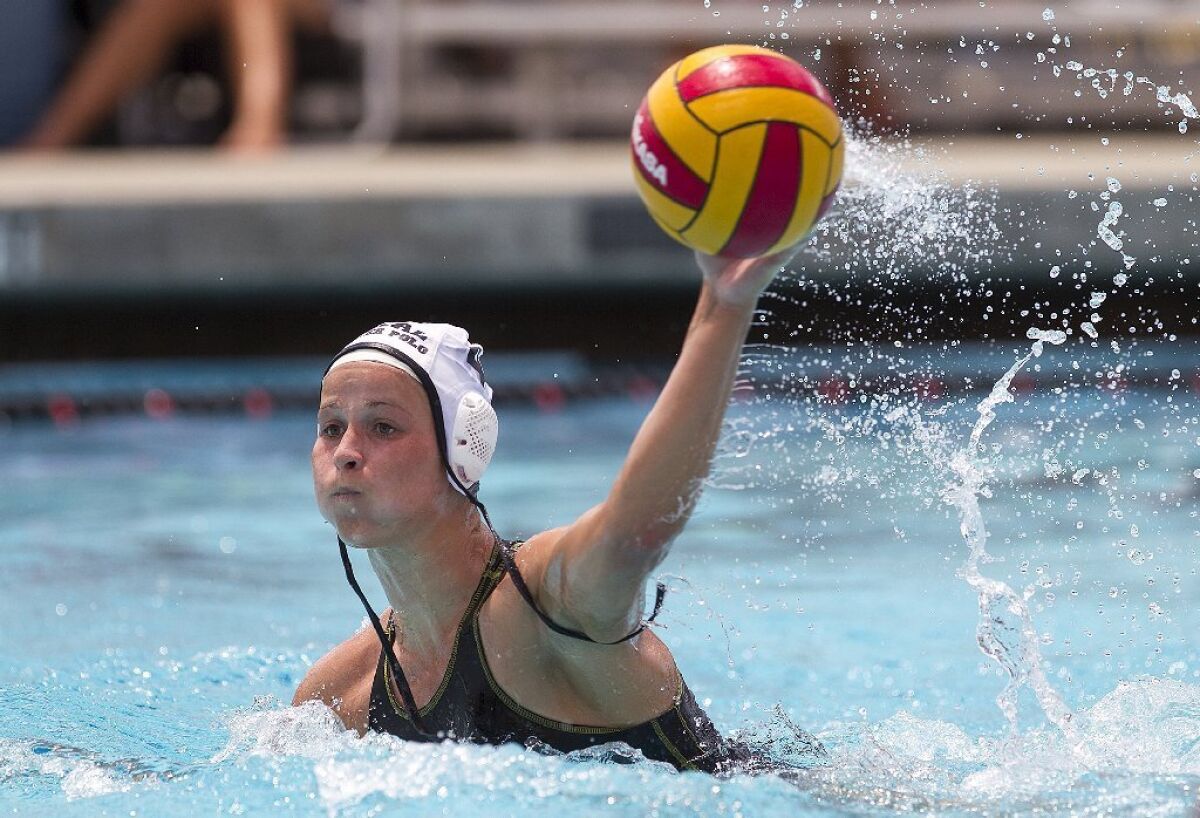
[677, 54, 835, 109]
[631, 99, 708, 209]
[720, 122, 801, 258]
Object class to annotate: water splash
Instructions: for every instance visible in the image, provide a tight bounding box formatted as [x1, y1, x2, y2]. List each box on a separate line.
[1042, 21, 1198, 278]
[941, 329, 1080, 741]
[804, 128, 1004, 288]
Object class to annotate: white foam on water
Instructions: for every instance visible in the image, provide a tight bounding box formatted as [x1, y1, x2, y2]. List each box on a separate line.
[308, 742, 679, 810]
[211, 699, 357, 763]
[209, 687, 1200, 815]
[0, 738, 135, 801]
[213, 703, 779, 815]
[806, 678, 1200, 814]
[59, 762, 133, 800]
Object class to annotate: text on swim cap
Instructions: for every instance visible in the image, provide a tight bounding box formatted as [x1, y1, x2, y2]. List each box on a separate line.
[370, 322, 430, 356]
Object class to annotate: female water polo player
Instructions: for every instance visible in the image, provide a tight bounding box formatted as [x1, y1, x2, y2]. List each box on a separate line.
[293, 248, 796, 772]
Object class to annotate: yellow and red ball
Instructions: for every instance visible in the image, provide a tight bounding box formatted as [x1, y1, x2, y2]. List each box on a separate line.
[631, 45, 844, 258]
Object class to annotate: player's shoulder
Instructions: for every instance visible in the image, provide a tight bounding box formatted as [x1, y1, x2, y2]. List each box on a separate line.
[510, 526, 568, 568]
[291, 615, 388, 731]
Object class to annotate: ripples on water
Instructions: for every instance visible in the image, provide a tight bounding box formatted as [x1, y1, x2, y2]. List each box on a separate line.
[2, 370, 1196, 815]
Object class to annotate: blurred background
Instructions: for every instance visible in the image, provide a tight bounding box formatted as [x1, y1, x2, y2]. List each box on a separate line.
[6, 5, 1200, 812]
[1, 0, 1197, 373]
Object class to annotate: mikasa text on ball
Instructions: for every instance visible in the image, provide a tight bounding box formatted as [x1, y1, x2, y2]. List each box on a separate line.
[631, 44, 844, 258]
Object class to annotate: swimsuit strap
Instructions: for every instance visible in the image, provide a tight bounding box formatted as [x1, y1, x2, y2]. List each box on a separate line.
[499, 541, 666, 645]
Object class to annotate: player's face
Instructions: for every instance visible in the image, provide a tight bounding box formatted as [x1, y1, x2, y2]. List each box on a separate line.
[312, 363, 450, 547]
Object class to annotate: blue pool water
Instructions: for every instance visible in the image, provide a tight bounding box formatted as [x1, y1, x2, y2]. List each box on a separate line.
[2, 341, 1199, 816]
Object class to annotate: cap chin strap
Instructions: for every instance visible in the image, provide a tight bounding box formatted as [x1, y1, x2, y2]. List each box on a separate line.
[336, 493, 497, 737]
[338, 537, 432, 737]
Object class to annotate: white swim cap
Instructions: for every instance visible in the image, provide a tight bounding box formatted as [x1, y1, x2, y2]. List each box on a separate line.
[324, 322, 498, 497]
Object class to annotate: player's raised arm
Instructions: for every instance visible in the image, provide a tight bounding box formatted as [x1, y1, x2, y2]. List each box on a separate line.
[534, 248, 797, 642]
[521, 44, 842, 644]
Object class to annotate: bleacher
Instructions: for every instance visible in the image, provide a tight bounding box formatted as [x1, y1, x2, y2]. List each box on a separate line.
[316, 0, 1200, 140]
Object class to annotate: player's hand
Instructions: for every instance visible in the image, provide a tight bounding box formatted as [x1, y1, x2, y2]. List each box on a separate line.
[693, 246, 800, 310]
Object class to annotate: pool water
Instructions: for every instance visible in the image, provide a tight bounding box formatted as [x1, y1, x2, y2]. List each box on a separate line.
[2, 341, 1198, 816]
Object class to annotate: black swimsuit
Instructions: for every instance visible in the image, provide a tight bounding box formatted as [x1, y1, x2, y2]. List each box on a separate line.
[366, 540, 748, 773]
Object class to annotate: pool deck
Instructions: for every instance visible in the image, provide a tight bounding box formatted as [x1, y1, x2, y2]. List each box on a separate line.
[1, 133, 1196, 298]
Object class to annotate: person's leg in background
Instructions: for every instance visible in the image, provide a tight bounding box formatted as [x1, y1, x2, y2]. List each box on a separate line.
[20, 0, 216, 150]
[19, 0, 328, 151]
[217, 0, 329, 152]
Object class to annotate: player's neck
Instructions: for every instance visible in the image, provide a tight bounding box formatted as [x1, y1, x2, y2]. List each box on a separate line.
[367, 508, 494, 655]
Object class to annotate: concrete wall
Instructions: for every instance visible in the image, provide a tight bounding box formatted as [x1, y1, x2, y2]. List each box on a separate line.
[0, 137, 1195, 358]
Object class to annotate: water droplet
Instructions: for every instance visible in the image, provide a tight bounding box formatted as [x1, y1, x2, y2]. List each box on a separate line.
[1027, 327, 1067, 345]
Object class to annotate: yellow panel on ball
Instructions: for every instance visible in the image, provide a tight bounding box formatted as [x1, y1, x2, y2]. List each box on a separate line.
[687, 87, 843, 144]
[645, 71, 717, 180]
[631, 167, 697, 232]
[649, 211, 692, 250]
[680, 124, 766, 255]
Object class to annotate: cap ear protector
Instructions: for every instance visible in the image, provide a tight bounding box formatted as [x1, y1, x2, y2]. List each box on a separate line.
[450, 391, 498, 486]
